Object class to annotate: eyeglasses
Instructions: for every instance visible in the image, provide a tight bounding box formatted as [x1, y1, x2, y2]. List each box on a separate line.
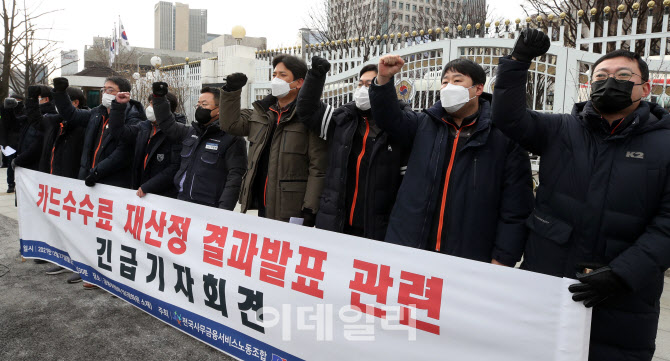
[592, 69, 642, 82]
[100, 87, 118, 95]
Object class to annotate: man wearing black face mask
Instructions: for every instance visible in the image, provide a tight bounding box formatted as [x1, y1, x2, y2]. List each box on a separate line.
[492, 29, 670, 361]
[152, 82, 247, 210]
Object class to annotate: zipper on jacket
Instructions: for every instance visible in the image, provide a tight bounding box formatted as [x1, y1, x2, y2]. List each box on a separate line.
[143, 124, 158, 170]
[92, 115, 109, 168]
[265, 106, 289, 207]
[349, 117, 370, 226]
[473, 157, 477, 190]
[50, 123, 64, 174]
[435, 118, 477, 252]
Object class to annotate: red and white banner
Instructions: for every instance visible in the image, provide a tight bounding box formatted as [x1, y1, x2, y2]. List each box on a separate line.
[17, 168, 592, 361]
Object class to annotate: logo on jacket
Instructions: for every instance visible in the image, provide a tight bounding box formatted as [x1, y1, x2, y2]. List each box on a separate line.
[271, 355, 287, 361]
[205, 143, 219, 151]
[156, 154, 165, 162]
[625, 151, 644, 159]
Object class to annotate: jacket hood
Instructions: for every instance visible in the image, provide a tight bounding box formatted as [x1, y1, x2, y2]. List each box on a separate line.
[573, 100, 670, 135]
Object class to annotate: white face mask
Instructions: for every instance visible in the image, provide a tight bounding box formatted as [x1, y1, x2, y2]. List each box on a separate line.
[101, 93, 115, 109]
[440, 83, 476, 113]
[271, 77, 296, 98]
[146, 106, 156, 122]
[354, 86, 371, 111]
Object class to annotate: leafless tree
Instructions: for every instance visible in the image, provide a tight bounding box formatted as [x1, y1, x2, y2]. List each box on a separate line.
[412, 0, 494, 32]
[522, 0, 665, 53]
[1, 0, 67, 99]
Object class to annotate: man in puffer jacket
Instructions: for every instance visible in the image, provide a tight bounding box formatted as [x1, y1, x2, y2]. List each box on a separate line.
[492, 29, 670, 361]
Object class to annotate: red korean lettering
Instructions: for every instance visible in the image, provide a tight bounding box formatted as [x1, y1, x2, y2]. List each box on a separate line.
[349, 260, 394, 318]
[95, 198, 114, 231]
[62, 191, 77, 220]
[167, 215, 191, 255]
[398, 271, 443, 335]
[47, 187, 61, 217]
[259, 238, 293, 288]
[78, 194, 95, 225]
[291, 246, 327, 299]
[227, 230, 259, 277]
[203, 224, 229, 267]
[144, 210, 167, 248]
[123, 204, 145, 241]
[36, 184, 49, 212]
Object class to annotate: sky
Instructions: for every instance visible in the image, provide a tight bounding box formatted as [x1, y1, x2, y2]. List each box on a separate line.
[20, 0, 527, 73]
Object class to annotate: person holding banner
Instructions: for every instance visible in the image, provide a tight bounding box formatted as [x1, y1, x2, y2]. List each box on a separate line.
[296, 57, 411, 240]
[151, 82, 247, 210]
[52, 77, 145, 189]
[220, 55, 328, 225]
[492, 29, 670, 361]
[107, 92, 183, 200]
[368, 56, 534, 267]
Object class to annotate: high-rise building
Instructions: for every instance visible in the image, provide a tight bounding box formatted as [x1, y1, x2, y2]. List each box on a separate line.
[328, 0, 486, 39]
[189, 9, 207, 52]
[154, 1, 207, 51]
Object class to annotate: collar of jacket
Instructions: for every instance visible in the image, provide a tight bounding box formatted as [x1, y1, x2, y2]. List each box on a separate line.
[192, 119, 223, 136]
[424, 97, 493, 146]
[574, 100, 668, 139]
[254, 94, 298, 124]
[39, 102, 58, 115]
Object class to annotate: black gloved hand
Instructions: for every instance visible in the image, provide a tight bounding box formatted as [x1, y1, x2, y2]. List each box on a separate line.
[152, 82, 169, 97]
[511, 29, 551, 63]
[27, 85, 41, 100]
[310, 56, 331, 78]
[53, 77, 69, 93]
[302, 209, 316, 227]
[85, 170, 98, 187]
[4, 97, 18, 109]
[568, 263, 629, 308]
[224, 73, 248, 92]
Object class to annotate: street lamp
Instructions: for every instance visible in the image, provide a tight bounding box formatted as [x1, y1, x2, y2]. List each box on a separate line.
[232, 25, 246, 45]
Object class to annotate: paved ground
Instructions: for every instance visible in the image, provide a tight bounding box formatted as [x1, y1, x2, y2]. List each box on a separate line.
[1, 165, 670, 360]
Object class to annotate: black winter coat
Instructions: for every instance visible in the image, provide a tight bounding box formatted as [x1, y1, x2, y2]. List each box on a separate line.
[0, 102, 24, 149]
[153, 95, 247, 210]
[369, 77, 534, 266]
[38, 105, 86, 178]
[492, 56, 670, 361]
[15, 99, 47, 170]
[53, 91, 145, 188]
[109, 100, 183, 198]
[296, 69, 410, 240]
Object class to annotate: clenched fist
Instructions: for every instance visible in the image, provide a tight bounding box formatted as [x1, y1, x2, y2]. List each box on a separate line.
[376, 55, 405, 86]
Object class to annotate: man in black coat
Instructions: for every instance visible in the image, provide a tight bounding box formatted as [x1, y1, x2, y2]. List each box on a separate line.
[37, 86, 87, 178]
[492, 29, 670, 361]
[52, 77, 145, 190]
[13, 86, 52, 172]
[152, 82, 247, 210]
[296, 57, 410, 241]
[108, 92, 184, 199]
[0, 94, 25, 193]
[368, 55, 534, 267]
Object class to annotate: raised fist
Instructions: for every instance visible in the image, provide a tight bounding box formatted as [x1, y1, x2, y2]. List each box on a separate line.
[511, 29, 551, 63]
[310, 56, 331, 78]
[27, 85, 41, 100]
[376, 55, 405, 86]
[152, 82, 169, 97]
[53, 77, 69, 93]
[224, 73, 248, 92]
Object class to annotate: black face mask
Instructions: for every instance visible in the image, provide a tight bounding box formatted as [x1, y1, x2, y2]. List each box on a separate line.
[590, 77, 640, 114]
[194, 106, 213, 125]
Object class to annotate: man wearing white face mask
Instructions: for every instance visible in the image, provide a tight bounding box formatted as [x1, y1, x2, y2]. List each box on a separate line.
[296, 57, 411, 240]
[106, 92, 185, 199]
[52, 76, 145, 190]
[220, 54, 327, 226]
[369, 56, 533, 267]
